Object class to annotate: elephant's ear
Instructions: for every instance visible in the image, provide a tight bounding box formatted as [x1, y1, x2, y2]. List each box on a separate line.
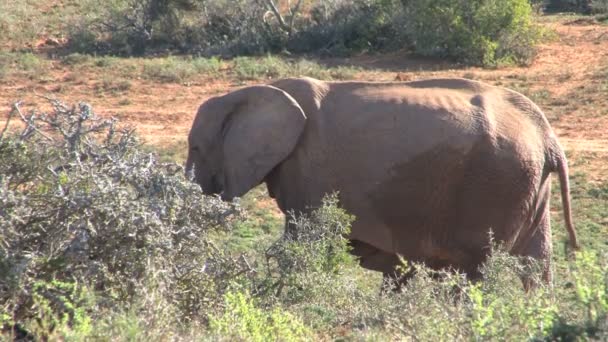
[221, 85, 307, 200]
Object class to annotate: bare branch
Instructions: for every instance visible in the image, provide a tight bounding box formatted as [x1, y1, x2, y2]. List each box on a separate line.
[13, 102, 54, 142]
[0, 102, 17, 141]
[264, 0, 289, 32]
[287, 0, 303, 36]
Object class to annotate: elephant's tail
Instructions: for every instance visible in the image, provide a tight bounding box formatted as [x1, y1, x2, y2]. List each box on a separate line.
[551, 143, 579, 251]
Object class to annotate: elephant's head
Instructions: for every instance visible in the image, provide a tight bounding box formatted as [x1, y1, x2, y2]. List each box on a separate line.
[186, 85, 307, 200]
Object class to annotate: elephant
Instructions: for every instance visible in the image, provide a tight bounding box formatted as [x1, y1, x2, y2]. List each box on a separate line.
[186, 76, 578, 285]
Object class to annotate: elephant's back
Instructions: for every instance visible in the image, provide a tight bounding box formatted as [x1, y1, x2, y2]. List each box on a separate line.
[315, 82, 546, 261]
[268, 77, 553, 274]
[319, 81, 544, 164]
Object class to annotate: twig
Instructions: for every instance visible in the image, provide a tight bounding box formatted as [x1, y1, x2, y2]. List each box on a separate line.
[287, 0, 303, 36]
[0, 102, 17, 141]
[239, 254, 255, 273]
[264, 0, 289, 32]
[13, 102, 54, 142]
[263, 0, 303, 37]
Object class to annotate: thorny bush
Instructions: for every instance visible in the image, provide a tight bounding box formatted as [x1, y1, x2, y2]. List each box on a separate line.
[262, 195, 355, 303]
[0, 99, 243, 327]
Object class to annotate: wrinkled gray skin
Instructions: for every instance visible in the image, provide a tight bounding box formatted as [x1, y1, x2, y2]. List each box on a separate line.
[186, 77, 578, 286]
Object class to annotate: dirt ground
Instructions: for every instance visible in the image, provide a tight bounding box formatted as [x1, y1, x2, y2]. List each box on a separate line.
[1, 18, 607, 178]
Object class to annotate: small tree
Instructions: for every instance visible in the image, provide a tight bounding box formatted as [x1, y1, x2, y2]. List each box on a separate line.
[401, 0, 543, 66]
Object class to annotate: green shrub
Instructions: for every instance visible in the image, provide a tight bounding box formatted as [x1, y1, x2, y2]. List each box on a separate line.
[262, 194, 355, 302]
[543, 0, 608, 13]
[67, 25, 100, 54]
[289, 0, 403, 55]
[210, 291, 311, 341]
[27, 280, 95, 340]
[591, 0, 608, 13]
[0, 52, 48, 79]
[401, 0, 544, 66]
[569, 251, 608, 324]
[64, 0, 545, 66]
[546, 0, 593, 12]
[0, 2, 39, 48]
[66, 0, 276, 56]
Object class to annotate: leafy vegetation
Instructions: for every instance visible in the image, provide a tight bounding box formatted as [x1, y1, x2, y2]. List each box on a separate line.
[53, 0, 543, 66]
[0, 52, 48, 80]
[545, 0, 608, 13]
[1, 100, 607, 340]
[591, 0, 608, 13]
[401, 0, 545, 66]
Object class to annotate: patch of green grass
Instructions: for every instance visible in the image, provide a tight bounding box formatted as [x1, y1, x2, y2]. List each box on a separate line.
[0, 0, 86, 49]
[0, 2, 39, 48]
[550, 167, 608, 279]
[62, 53, 93, 66]
[93, 56, 120, 68]
[529, 88, 551, 104]
[95, 77, 132, 94]
[232, 56, 288, 81]
[117, 98, 131, 106]
[0, 52, 48, 80]
[223, 186, 283, 254]
[150, 140, 188, 163]
[142, 56, 222, 83]
[502, 80, 533, 97]
[232, 56, 360, 81]
[289, 59, 360, 80]
[191, 57, 223, 74]
[15, 52, 44, 71]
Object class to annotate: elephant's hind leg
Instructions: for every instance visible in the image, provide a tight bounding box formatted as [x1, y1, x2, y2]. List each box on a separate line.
[513, 180, 553, 290]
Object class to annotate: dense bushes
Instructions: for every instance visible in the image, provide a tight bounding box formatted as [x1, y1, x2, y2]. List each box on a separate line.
[545, 0, 608, 13]
[400, 0, 543, 66]
[287, 0, 404, 56]
[1, 100, 607, 340]
[545, 0, 592, 12]
[0, 99, 243, 327]
[67, 0, 283, 56]
[67, 0, 543, 66]
[590, 0, 608, 12]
